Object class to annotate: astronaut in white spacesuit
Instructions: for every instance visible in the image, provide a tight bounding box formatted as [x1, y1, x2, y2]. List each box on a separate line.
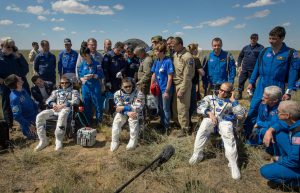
[35, 77, 80, 151]
[189, 82, 246, 180]
[110, 78, 145, 152]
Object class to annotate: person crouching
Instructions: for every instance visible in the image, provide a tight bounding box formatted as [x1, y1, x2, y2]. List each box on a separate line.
[110, 78, 145, 152]
[189, 82, 246, 180]
[35, 77, 80, 151]
[4, 74, 38, 139]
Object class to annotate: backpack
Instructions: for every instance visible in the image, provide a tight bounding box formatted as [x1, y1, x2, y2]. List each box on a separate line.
[258, 47, 295, 83]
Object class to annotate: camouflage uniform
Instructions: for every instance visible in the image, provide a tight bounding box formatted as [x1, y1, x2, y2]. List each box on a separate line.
[137, 54, 153, 95]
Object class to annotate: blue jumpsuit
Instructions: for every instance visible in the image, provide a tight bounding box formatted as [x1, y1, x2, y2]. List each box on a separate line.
[125, 56, 140, 81]
[102, 52, 127, 93]
[260, 120, 300, 186]
[34, 52, 57, 84]
[244, 43, 299, 137]
[78, 58, 104, 123]
[58, 49, 78, 76]
[247, 103, 279, 153]
[203, 50, 236, 86]
[10, 89, 38, 139]
[237, 43, 264, 93]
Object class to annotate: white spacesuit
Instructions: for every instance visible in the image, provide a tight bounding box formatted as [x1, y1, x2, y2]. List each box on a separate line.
[189, 94, 246, 180]
[35, 85, 80, 151]
[110, 88, 145, 152]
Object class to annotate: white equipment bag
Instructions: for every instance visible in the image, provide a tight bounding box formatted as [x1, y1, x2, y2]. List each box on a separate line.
[77, 127, 97, 147]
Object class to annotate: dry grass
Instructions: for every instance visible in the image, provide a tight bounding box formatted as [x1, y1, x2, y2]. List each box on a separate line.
[0, 50, 299, 193]
[1, 121, 299, 193]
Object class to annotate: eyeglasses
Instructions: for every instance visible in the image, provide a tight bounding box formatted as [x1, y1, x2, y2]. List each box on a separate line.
[5, 46, 12, 49]
[278, 111, 288, 116]
[123, 85, 132, 89]
[60, 82, 70, 85]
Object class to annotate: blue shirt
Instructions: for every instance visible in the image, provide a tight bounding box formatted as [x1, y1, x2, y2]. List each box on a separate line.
[58, 49, 78, 75]
[34, 51, 57, 83]
[238, 43, 264, 70]
[256, 103, 279, 129]
[250, 43, 300, 91]
[151, 57, 174, 93]
[204, 50, 236, 85]
[10, 89, 38, 128]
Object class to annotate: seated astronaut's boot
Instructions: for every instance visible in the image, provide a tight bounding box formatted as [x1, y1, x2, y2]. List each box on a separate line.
[126, 139, 137, 151]
[55, 139, 63, 151]
[110, 141, 119, 152]
[34, 139, 49, 152]
[230, 162, 241, 180]
[189, 152, 204, 165]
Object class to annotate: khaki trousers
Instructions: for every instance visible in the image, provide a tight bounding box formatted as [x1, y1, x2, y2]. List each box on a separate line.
[172, 84, 192, 129]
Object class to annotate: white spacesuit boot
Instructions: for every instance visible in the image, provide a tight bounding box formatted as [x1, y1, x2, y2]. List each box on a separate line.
[54, 109, 69, 151]
[219, 121, 241, 180]
[126, 118, 139, 151]
[35, 126, 49, 151]
[111, 113, 127, 152]
[189, 118, 215, 165]
[35, 110, 54, 151]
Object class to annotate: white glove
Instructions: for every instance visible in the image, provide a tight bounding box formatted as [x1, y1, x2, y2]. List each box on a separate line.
[116, 72, 123, 79]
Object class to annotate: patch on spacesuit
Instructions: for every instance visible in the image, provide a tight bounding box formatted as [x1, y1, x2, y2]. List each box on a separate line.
[266, 53, 272, 58]
[276, 56, 286, 60]
[293, 52, 299, 59]
[19, 96, 25, 103]
[216, 108, 222, 112]
[220, 58, 226, 62]
[188, 58, 194, 65]
[12, 106, 20, 113]
[209, 59, 214, 62]
[292, 137, 300, 145]
[104, 57, 109, 62]
[270, 111, 276, 116]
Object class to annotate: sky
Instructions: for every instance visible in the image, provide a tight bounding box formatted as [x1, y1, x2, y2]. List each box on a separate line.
[0, 0, 299, 50]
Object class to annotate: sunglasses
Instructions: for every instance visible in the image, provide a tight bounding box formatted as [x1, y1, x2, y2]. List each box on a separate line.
[123, 85, 132, 89]
[60, 82, 70, 85]
[219, 88, 231, 94]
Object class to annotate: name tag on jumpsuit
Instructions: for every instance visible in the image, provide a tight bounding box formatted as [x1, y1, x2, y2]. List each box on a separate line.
[276, 56, 286, 60]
